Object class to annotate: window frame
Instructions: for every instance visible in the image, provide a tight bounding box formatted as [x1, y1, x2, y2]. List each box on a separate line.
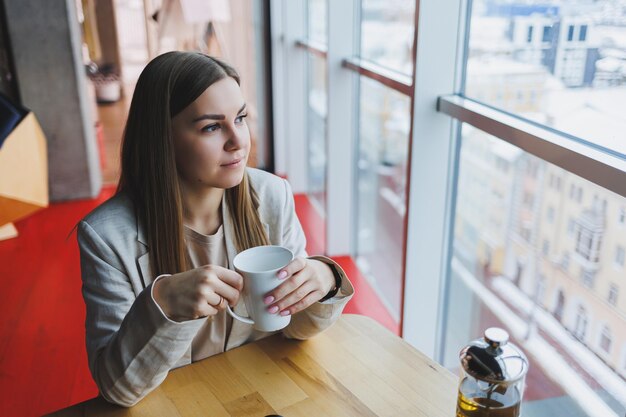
[270, 0, 626, 364]
[273, 0, 359, 257]
[438, 96, 626, 199]
[277, 0, 456, 352]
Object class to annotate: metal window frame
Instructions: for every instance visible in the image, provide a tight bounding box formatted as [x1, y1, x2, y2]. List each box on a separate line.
[438, 95, 626, 199]
[283, 0, 463, 348]
[401, 0, 465, 358]
[276, 0, 360, 257]
[294, 39, 327, 58]
[269, 0, 288, 176]
[333, 0, 466, 355]
[271, 0, 308, 191]
[325, 0, 359, 256]
[339, 2, 417, 332]
[342, 57, 412, 96]
[253, 0, 275, 172]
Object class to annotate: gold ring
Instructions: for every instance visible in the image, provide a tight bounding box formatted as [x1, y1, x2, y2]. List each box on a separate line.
[210, 295, 224, 308]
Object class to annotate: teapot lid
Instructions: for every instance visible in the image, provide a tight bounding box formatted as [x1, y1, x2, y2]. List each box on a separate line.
[459, 328, 528, 385]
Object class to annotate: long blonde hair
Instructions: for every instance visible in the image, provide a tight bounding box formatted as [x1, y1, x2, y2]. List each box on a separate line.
[117, 51, 269, 276]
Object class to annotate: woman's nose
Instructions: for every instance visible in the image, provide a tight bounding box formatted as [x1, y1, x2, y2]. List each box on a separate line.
[224, 125, 246, 150]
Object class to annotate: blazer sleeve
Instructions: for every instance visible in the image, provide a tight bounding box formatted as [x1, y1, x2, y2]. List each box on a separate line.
[277, 179, 355, 340]
[78, 221, 205, 407]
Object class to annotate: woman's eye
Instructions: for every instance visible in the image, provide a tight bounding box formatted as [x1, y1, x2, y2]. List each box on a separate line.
[235, 113, 248, 124]
[201, 123, 220, 133]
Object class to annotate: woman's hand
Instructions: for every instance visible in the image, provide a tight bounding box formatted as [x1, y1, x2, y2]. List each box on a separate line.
[152, 265, 244, 322]
[263, 258, 335, 316]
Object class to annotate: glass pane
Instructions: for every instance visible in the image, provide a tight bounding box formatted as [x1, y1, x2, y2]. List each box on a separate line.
[360, 0, 415, 75]
[307, 0, 327, 44]
[356, 77, 411, 323]
[442, 124, 626, 417]
[464, 0, 626, 157]
[307, 53, 327, 237]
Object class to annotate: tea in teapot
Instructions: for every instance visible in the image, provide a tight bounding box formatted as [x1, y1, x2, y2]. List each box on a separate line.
[456, 328, 528, 417]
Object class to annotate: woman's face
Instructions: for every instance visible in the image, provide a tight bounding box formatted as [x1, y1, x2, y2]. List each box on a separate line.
[171, 77, 250, 190]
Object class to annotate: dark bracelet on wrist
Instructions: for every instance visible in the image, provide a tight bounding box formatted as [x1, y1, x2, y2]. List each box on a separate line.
[319, 264, 342, 302]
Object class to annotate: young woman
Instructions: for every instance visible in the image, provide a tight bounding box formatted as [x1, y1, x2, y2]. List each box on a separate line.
[77, 51, 354, 407]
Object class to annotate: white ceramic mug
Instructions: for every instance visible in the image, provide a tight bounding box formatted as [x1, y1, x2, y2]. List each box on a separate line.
[227, 245, 294, 332]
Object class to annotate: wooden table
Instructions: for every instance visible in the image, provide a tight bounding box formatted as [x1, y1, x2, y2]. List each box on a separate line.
[48, 314, 458, 417]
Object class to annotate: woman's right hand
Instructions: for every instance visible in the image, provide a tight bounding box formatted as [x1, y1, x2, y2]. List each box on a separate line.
[152, 265, 244, 322]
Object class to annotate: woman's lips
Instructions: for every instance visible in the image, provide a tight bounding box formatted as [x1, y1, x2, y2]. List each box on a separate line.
[221, 158, 243, 168]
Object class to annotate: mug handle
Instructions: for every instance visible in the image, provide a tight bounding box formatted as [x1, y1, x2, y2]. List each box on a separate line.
[226, 305, 255, 325]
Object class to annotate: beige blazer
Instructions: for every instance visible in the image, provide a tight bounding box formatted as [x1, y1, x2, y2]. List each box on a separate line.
[77, 168, 354, 407]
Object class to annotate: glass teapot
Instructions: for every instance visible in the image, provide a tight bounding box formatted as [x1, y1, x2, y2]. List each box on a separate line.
[456, 328, 529, 417]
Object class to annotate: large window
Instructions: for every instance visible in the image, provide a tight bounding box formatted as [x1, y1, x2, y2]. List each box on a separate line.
[356, 78, 410, 321]
[352, 0, 415, 325]
[442, 127, 626, 416]
[465, 0, 626, 157]
[274, 1, 626, 415]
[441, 1, 626, 416]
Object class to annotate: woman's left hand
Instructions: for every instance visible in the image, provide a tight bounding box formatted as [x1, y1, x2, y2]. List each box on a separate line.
[263, 257, 335, 316]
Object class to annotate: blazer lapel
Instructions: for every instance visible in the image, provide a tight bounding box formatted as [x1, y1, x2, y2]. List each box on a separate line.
[135, 211, 154, 289]
[136, 208, 148, 248]
[137, 251, 153, 289]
